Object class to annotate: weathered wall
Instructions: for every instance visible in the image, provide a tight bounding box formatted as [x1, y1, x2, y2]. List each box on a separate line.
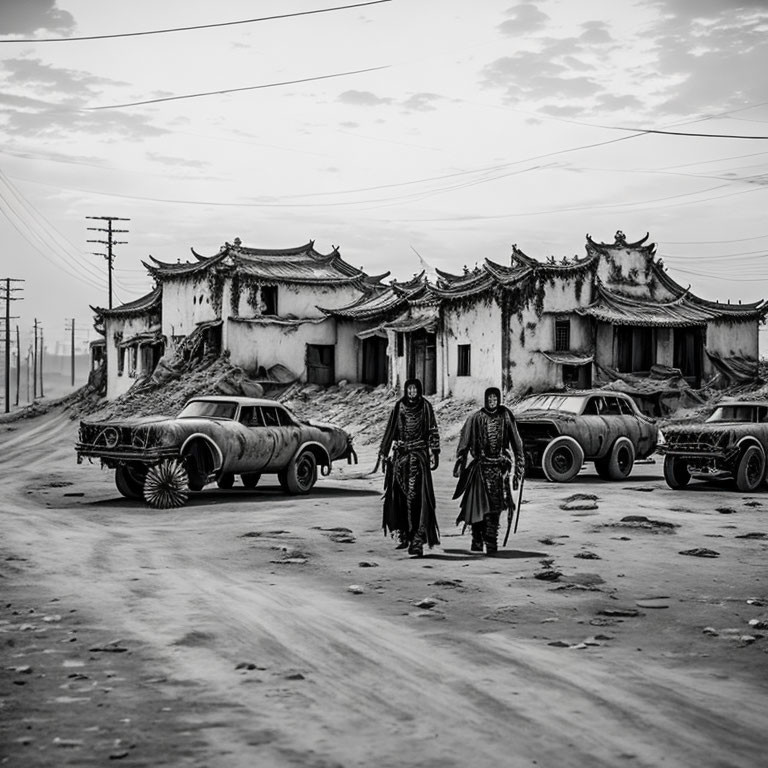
[595, 248, 677, 301]
[105, 315, 154, 400]
[335, 322, 365, 382]
[231, 281, 362, 320]
[227, 318, 338, 381]
[161, 276, 217, 340]
[442, 297, 502, 400]
[705, 319, 760, 378]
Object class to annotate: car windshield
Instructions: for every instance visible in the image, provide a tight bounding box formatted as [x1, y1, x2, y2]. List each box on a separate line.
[706, 405, 757, 423]
[516, 394, 584, 414]
[178, 400, 237, 420]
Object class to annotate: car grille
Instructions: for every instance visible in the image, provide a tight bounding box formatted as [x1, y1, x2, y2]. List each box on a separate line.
[78, 423, 158, 451]
[662, 428, 734, 456]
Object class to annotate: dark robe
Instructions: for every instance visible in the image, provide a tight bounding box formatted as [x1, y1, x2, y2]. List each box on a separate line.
[453, 405, 524, 527]
[379, 387, 440, 548]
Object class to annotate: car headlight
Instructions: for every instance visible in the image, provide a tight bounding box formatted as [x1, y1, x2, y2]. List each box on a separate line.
[656, 429, 666, 446]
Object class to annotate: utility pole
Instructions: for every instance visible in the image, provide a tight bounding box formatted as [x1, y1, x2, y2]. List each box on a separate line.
[87, 216, 129, 309]
[33, 318, 38, 399]
[15, 325, 20, 406]
[40, 325, 44, 398]
[1, 278, 24, 414]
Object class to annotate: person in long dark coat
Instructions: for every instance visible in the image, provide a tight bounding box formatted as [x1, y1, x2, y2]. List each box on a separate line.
[452, 387, 525, 555]
[378, 378, 440, 557]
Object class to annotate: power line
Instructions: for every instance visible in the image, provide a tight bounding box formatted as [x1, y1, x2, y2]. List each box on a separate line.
[86, 66, 389, 110]
[0, 1, 391, 43]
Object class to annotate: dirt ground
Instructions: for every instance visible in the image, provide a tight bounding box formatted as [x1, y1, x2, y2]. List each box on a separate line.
[1, 407, 768, 768]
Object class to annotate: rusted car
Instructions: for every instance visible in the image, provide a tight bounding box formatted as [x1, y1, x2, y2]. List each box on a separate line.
[513, 391, 657, 482]
[76, 396, 357, 508]
[658, 400, 768, 492]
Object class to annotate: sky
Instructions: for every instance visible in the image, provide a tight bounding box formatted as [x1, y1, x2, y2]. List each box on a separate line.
[1, 0, 767, 357]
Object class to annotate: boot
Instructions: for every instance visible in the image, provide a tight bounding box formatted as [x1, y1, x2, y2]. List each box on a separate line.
[484, 513, 500, 556]
[408, 533, 424, 557]
[395, 530, 409, 550]
[470, 522, 484, 552]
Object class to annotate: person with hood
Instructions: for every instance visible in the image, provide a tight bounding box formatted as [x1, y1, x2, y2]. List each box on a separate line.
[378, 378, 441, 557]
[452, 387, 525, 555]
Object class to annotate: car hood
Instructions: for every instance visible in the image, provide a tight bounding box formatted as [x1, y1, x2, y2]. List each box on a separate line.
[515, 409, 576, 422]
[663, 421, 759, 436]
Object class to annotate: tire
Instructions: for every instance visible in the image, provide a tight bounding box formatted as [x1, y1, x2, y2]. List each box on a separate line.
[663, 455, 691, 489]
[541, 436, 584, 483]
[241, 473, 261, 489]
[115, 463, 146, 500]
[604, 437, 635, 481]
[143, 460, 190, 509]
[284, 450, 318, 494]
[183, 441, 211, 491]
[216, 473, 235, 489]
[735, 445, 766, 492]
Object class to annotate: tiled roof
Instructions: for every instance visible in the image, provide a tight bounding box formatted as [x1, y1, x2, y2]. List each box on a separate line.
[143, 240, 370, 285]
[91, 286, 161, 318]
[577, 282, 766, 327]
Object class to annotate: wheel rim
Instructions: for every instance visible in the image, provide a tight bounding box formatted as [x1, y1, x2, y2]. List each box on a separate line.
[296, 455, 315, 489]
[617, 446, 631, 473]
[745, 451, 763, 486]
[551, 447, 574, 475]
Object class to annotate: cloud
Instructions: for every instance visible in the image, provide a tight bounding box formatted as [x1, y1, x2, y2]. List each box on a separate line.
[0, 57, 166, 139]
[0, 0, 75, 35]
[579, 21, 613, 45]
[644, 1, 768, 115]
[498, 2, 550, 35]
[401, 92, 442, 112]
[337, 90, 393, 106]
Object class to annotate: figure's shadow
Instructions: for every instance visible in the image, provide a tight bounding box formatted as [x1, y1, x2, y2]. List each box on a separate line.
[432, 548, 548, 560]
[88, 485, 380, 508]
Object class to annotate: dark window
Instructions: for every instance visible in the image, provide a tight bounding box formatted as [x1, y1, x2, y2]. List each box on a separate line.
[238, 406, 265, 427]
[275, 407, 294, 426]
[396, 332, 404, 357]
[603, 397, 622, 415]
[617, 397, 635, 416]
[457, 344, 471, 376]
[583, 397, 604, 415]
[306, 344, 335, 386]
[261, 286, 278, 315]
[615, 327, 654, 373]
[262, 407, 280, 427]
[555, 319, 571, 352]
[117, 347, 125, 376]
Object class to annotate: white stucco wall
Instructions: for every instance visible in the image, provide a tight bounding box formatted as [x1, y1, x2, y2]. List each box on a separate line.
[161, 276, 217, 339]
[442, 298, 502, 400]
[105, 315, 155, 400]
[705, 319, 760, 379]
[227, 317, 338, 381]
[231, 282, 363, 320]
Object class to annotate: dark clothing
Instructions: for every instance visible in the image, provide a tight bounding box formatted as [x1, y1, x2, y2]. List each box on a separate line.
[379, 381, 441, 552]
[453, 398, 525, 550]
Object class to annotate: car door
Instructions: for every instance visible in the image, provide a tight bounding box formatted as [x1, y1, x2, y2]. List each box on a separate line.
[578, 396, 609, 458]
[608, 395, 640, 450]
[260, 405, 301, 471]
[233, 405, 277, 473]
[620, 396, 656, 456]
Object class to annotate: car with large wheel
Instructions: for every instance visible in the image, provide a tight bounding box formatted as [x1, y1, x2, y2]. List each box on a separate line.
[658, 400, 768, 492]
[513, 390, 658, 483]
[76, 396, 357, 508]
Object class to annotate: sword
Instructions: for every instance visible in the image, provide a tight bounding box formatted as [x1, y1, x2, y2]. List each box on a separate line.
[503, 474, 525, 547]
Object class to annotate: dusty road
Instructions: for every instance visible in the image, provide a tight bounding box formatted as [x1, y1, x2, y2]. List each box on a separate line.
[1, 408, 768, 767]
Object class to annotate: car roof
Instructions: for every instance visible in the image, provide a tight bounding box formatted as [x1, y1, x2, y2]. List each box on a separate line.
[185, 395, 284, 407]
[524, 390, 631, 399]
[714, 400, 768, 408]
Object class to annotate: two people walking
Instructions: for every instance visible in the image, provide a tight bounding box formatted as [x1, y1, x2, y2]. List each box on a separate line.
[379, 381, 525, 557]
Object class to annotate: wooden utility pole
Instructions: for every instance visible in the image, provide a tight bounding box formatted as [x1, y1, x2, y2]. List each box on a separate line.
[1, 278, 23, 414]
[40, 325, 44, 398]
[86, 216, 129, 309]
[15, 325, 20, 406]
[33, 318, 38, 399]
